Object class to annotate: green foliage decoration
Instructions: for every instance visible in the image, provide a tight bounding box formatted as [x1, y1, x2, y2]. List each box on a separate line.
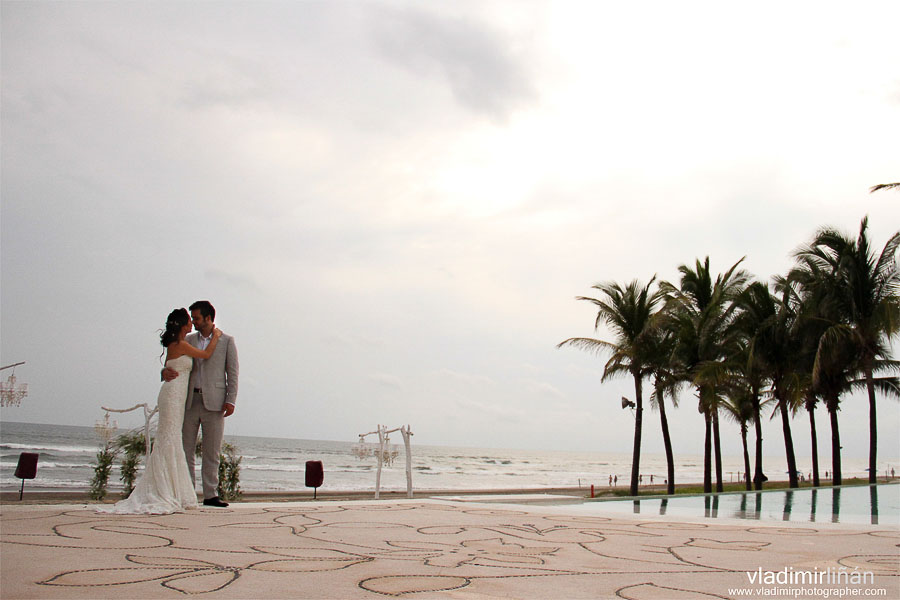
[116, 431, 148, 497]
[90, 446, 116, 501]
[218, 442, 243, 502]
[90, 413, 119, 501]
[195, 435, 243, 502]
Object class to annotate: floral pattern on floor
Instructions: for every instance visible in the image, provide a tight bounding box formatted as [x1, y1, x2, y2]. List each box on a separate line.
[1, 501, 897, 598]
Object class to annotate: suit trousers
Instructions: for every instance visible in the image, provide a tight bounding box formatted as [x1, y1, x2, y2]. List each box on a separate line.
[182, 390, 225, 500]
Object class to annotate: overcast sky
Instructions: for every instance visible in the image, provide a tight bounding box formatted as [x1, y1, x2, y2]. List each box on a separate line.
[2, 1, 898, 463]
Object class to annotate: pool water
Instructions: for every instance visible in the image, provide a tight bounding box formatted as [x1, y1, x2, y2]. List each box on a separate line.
[579, 484, 899, 525]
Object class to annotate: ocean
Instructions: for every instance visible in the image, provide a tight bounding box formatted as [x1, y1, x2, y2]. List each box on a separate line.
[0, 421, 877, 494]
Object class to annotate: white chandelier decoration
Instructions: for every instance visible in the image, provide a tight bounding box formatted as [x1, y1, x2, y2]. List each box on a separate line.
[1, 362, 28, 408]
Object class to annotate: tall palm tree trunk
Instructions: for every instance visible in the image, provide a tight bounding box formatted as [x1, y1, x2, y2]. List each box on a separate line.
[657, 390, 675, 495]
[806, 396, 820, 487]
[703, 404, 712, 494]
[630, 375, 643, 497]
[865, 368, 877, 484]
[777, 393, 799, 488]
[741, 423, 751, 491]
[753, 405, 764, 490]
[828, 396, 842, 486]
[712, 405, 724, 492]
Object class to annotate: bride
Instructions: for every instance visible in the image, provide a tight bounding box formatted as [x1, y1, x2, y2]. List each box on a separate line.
[99, 308, 221, 514]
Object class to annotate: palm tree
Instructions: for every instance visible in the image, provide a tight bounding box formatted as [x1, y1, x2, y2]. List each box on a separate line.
[788, 284, 829, 488]
[795, 217, 900, 483]
[815, 337, 856, 484]
[720, 382, 755, 490]
[815, 343, 898, 485]
[800, 388, 821, 487]
[645, 325, 680, 495]
[787, 251, 851, 485]
[733, 281, 777, 490]
[660, 257, 749, 493]
[558, 278, 663, 496]
[816, 340, 900, 485]
[757, 279, 809, 489]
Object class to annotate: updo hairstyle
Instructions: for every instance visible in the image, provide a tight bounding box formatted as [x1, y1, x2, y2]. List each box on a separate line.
[160, 308, 190, 347]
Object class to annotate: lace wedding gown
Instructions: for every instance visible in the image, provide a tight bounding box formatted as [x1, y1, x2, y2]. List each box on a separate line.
[99, 355, 198, 514]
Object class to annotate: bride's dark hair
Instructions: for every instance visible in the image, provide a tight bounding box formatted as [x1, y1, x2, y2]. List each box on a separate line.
[160, 308, 190, 347]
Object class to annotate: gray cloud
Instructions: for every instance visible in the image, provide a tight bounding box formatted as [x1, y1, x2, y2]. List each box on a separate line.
[204, 269, 261, 292]
[369, 5, 538, 122]
[367, 373, 404, 390]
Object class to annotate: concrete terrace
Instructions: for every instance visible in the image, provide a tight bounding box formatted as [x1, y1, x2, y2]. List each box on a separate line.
[1, 497, 898, 599]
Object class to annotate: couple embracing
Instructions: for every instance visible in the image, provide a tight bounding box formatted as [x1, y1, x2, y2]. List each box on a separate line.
[100, 300, 238, 514]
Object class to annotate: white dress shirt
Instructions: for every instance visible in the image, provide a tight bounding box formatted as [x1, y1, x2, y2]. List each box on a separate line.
[196, 332, 212, 390]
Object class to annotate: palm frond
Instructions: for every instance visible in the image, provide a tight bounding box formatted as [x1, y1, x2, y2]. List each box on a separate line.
[848, 376, 900, 399]
[556, 337, 616, 355]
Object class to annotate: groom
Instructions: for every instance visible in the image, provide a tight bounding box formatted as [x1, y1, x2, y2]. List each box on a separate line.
[163, 300, 239, 507]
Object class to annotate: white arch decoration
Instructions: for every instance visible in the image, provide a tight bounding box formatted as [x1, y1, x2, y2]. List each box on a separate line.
[100, 403, 159, 462]
[358, 425, 413, 499]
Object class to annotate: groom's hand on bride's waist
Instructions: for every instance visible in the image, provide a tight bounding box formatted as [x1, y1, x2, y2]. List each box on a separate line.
[223, 403, 235, 417]
[161, 367, 178, 382]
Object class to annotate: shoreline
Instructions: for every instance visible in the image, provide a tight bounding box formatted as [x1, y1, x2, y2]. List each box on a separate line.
[0, 485, 609, 505]
[3, 478, 893, 505]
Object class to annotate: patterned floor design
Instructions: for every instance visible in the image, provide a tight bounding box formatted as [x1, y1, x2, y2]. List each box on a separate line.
[1, 500, 897, 598]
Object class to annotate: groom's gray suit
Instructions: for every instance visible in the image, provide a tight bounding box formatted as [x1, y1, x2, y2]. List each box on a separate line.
[182, 331, 239, 500]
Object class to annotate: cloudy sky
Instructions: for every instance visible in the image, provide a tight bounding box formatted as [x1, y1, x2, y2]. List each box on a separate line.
[2, 1, 898, 463]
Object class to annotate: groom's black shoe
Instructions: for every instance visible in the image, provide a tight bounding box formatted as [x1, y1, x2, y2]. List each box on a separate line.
[203, 497, 229, 508]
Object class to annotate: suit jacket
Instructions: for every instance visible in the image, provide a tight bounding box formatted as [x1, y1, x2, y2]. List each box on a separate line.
[186, 331, 239, 411]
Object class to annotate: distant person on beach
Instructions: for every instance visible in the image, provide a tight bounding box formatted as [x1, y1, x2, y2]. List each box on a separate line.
[99, 308, 222, 514]
[162, 300, 239, 508]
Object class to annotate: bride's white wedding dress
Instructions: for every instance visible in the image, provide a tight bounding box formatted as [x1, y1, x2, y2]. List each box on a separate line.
[99, 355, 198, 514]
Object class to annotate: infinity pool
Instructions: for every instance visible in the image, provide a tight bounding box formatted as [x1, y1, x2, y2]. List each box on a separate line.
[578, 484, 899, 525]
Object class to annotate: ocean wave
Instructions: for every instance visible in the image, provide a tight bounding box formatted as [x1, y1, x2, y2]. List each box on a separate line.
[0, 461, 97, 469]
[1, 442, 97, 454]
[242, 463, 385, 474]
[0, 476, 114, 489]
